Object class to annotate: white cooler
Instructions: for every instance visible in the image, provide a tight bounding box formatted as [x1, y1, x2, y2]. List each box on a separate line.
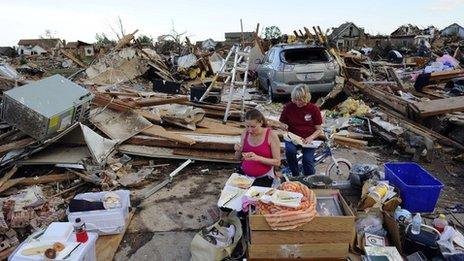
[67, 190, 130, 235]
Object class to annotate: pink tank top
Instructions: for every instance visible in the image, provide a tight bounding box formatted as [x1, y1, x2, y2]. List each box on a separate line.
[241, 128, 273, 177]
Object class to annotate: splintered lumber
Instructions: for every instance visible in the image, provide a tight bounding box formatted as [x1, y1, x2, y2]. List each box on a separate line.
[0, 138, 35, 154]
[387, 67, 405, 90]
[141, 125, 195, 145]
[430, 69, 464, 82]
[118, 144, 239, 163]
[195, 118, 243, 135]
[0, 166, 17, 190]
[136, 110, 161, 123]
[333, 135, 367, 148]
[127, 134, 237, 151]
[96, 210, 135, 261]
[348, 79, 409, 116]
[60, 49, 87, 68]
[115, 30, 139, 50]
[379, 105, 464, 150]
[410, 96, 464, 117]
[0, 172, 76, 194]
[93, 93, 136, 112]
[135, 96, 189, 107]
[173, 148, 237, 161]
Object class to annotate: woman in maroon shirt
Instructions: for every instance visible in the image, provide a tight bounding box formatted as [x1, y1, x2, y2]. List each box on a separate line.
[279, 85, 322, 177]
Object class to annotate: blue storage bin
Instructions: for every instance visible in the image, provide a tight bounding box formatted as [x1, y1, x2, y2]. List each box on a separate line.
[385, 162, 444, 213]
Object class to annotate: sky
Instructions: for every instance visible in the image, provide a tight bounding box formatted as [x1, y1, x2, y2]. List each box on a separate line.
[1, 0, 464, 46]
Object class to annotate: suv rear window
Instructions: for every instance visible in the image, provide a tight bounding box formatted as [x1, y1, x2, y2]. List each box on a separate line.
[281, 48, 329, 64]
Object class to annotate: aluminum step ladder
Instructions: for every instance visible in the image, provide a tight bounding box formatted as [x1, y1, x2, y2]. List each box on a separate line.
[199, 44, 252, 123]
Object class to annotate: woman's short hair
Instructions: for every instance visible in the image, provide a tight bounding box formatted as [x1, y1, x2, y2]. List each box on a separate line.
[291, 84, 311, 103]
[244, 109, 267, 127]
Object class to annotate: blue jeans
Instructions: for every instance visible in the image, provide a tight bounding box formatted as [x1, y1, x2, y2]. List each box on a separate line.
[285, 141, 316, 177]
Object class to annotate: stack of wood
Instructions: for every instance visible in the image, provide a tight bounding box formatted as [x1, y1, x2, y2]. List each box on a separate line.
[90, 89, 249, 163]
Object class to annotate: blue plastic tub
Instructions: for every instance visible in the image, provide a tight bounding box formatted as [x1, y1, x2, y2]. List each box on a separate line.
[385, 162, 444, 213]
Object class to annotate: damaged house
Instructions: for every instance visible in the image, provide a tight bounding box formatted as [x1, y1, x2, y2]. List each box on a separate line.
[390, 24, 421, 48]
[64, 40, 95, 58]
[441, 23, 464, 38]
[328, 22, 365, 51]
[16, 38, 63, 56]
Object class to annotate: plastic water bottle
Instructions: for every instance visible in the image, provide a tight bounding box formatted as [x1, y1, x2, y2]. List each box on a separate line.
[433, 214, 448, 233]
[411, 213, 422, 235]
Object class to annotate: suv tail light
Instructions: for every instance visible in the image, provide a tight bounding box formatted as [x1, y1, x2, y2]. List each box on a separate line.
[277, 64, 294, 72]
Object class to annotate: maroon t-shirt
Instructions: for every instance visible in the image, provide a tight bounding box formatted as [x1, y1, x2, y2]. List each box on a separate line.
[279, 102, 323, 138]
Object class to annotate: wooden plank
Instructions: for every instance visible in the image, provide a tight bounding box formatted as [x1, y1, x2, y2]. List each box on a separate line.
[96, 210, 135, 261]
[135, 96, 189, 107]
[60, 49, 87, 68]
[0, 138, 34, 154]
[248, 243, 348, 259]
[141, 125, 195, 145]
[0, 166, 17, 189]
[118, 144, 239, 163]
[251, 231, 353, 244]
[378, 105, 464, 151]
[333, 135, 367, 148]
[411, 96, 464, 117]
[126, 134, 236, 151]
[173, 148, 237, 161]
[0, 173, 77, 194]
[136, 110, 161, 123]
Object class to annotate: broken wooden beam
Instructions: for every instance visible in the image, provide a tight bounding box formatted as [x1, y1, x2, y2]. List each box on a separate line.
[0, 172, 77, 194]
[333, 135, 368, 148]
[135, 96, 189, 107]
[141, 125, 195, 145]
[410, 96, 464, 117]
[127, 134, 236, 151]
[93, 93, 136, 112]
[0, 138, 35, 155]
[60, 49, 88, 68]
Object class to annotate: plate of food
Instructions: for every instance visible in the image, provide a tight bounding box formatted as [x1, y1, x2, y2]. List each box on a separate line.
[217, 186, 246, 210]
[244, 186, 274, 202]
[225, 173, 255, 189]
[271, 190, 303, 208]
[283, 132, 323, 148]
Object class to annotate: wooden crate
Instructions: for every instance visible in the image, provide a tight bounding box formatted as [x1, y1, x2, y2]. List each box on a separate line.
[248, 189, 355, 260]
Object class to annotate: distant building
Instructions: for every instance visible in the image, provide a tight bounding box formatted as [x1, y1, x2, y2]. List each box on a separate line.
[441, 23, 464, 38]
[0, 47, 16, 58]
[224, 32, 255, 44]
[390, 24, 422, 48]
[17, 38, 63, 55]
[65, 40, 95, 57]
[328, 22, 365, 51]
[201, 38, 217, 51]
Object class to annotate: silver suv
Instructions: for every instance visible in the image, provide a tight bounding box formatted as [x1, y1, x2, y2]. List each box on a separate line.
[256, 44, 339, 100]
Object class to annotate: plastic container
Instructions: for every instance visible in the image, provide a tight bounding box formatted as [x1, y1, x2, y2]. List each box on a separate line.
[67, 190, 130, 235]
[411, 213, 422, 235]
[385, 162, 444, 213]
[433, 214, 447, 233]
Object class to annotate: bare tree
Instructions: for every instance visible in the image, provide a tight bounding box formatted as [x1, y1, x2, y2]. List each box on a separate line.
[39, 29, 58, 39]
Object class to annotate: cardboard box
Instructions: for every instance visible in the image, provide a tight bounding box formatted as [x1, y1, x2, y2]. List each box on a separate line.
[247, 189, 355, 260]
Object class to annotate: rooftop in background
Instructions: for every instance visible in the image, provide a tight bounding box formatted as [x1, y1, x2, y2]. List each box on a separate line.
[17, 39, 62, 51]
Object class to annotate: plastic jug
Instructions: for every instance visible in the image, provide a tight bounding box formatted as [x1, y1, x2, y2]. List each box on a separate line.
[74, 218, 89, 243]
[433, 214, 447, 233]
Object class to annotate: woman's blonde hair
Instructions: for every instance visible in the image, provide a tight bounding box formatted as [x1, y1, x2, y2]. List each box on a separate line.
[291, 84, 311, 103]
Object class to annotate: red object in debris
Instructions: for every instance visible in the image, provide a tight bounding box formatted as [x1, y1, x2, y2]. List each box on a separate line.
[75, 230, 88, 243]
[74, 218, 88, 243]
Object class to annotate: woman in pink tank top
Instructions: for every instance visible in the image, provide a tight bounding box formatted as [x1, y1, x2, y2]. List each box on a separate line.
[234, 109, 281, 186]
